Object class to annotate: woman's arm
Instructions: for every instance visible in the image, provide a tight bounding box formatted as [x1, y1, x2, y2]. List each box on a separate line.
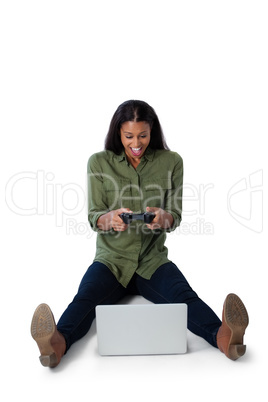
[146, 153, 183, 232]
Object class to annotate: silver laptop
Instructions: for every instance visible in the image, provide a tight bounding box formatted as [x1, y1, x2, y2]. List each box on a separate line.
[96, 303, 187, 356]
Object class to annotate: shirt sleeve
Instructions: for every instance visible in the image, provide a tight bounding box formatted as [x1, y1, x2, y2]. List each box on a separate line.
[164, 152, 183, 232]
[87, 153, 110, 232]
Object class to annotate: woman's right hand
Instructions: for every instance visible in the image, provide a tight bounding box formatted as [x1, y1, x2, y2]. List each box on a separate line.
[110, 208, 133, 231]
[97, 208, 133, 232]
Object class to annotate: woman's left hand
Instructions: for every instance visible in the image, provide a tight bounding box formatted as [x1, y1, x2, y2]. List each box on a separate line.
[145, 207, 174, 230]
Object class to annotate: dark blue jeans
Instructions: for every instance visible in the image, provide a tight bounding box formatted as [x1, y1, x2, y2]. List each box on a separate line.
[57, 261, 221, 352]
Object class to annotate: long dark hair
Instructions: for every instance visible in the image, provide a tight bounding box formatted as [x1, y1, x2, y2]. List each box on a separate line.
[105, 100, 169, 154]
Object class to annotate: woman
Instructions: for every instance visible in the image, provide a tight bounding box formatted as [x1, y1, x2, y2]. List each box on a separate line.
[31, 100, 249, 367]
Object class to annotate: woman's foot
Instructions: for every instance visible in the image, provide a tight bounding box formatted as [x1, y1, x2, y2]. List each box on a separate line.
[217, 293, 249, 360]
[31, 303, 66, 368]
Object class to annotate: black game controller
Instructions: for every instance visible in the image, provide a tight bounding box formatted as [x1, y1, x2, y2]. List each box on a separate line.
[120, 212, 155, 224]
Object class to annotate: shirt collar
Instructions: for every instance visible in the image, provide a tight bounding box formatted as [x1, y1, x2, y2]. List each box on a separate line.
[115, 147, 155, 163]
[143, 147, 155, 161]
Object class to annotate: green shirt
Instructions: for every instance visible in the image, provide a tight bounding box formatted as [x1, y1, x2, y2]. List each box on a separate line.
[87, 147, 183, 288]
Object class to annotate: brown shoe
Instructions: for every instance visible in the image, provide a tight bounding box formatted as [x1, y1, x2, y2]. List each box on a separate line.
[31, 304, 66, 368]
[217, 293, 249, 360]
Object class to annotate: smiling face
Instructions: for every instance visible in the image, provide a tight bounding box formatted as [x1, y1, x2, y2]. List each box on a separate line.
[120, 121, 151, 166]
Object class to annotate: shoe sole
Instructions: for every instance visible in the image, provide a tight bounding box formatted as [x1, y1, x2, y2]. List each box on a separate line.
[224, 293, 249, 360]
[31, 303, 58, 367]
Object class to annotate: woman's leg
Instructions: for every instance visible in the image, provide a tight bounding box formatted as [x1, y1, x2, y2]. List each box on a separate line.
[135, 262, 221, 347]
[31, 262, 128, 367]
[57, 261, 128, 351]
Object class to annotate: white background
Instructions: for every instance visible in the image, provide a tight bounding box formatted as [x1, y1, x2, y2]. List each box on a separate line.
[1, 0, 267, 401]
